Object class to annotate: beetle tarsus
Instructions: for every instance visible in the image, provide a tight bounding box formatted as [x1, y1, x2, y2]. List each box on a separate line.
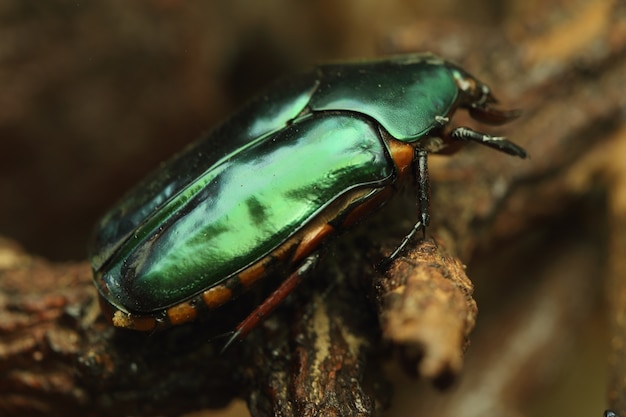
[450, 126, 528, 158]
[376, 220, 423, 272]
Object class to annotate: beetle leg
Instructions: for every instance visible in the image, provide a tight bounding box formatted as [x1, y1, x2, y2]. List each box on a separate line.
[376, 220, 423, 271]
[415, 148, 430, 229]
[377, 148, 429, 271]
[221, 253, 320, 351]
[450, 126, 528, 158]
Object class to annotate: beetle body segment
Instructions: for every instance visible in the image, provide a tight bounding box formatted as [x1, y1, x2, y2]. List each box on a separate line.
[311, 55, 459, 140]
[90, 75, 320, 273]
[99, 114, 394, 312]
[90, 53, 525, 331]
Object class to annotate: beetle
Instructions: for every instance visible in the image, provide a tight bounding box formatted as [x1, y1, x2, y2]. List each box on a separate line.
[89, 53, 527, 345]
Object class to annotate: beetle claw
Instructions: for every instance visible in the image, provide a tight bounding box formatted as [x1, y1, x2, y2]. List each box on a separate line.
[220, 330, 241, 354]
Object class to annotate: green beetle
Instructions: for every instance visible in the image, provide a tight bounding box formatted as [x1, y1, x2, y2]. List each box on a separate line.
[90, 53, 526, 342]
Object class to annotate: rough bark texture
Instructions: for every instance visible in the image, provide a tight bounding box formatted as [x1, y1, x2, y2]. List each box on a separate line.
[1, 0, 626, 416]
[375, 239, 477, 389]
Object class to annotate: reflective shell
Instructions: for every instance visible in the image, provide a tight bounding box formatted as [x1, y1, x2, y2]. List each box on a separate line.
[90, 53, 517, 326]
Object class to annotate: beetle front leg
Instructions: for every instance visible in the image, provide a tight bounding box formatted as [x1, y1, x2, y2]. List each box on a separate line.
[222, 253, 320, 351]
[415, 148, 430, 229]
[377, 148, 429, 271]
[450, 126, 527, 158]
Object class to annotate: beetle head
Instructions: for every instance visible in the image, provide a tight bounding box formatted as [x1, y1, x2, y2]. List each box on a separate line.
[450, 66, 494, 106]
[449, 65, 521, 125]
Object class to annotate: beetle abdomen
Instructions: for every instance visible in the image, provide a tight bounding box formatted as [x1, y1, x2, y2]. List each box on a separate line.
[97, 113, 395, 312]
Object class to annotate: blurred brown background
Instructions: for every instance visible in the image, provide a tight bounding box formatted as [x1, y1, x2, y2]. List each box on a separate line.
[0, 0, 542, 261]
[0, 1, 623, 416]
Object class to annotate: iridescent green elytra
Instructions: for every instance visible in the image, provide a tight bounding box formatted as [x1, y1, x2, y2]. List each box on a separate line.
[90, 53, 526, 333]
